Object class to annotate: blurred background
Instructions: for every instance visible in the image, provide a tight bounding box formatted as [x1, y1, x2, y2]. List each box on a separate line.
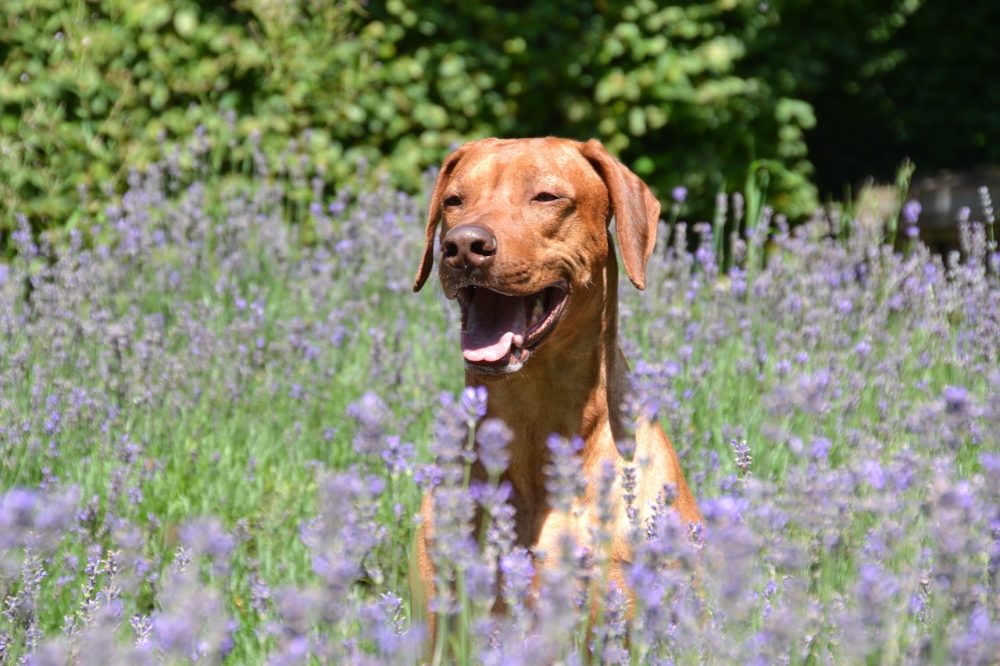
[2, 0, 998, 241]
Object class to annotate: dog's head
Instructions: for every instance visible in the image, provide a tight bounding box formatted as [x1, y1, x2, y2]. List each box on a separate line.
[414, 138, 659, 375]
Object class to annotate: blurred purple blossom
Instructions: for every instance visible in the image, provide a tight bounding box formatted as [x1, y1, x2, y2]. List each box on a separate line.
[347, 390, 392, 457]
[545, 435, 585, 514]
[381, 435, 415, 475]
[902, 199, 922, 224]
[179, 518, 235, 567]
[476, 418, 512, 476]
[942, 384, 970, 414]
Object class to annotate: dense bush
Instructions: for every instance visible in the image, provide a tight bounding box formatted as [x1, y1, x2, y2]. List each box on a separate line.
[9, 0, 993, 236]
[0, 0, 425, 230]
[2, 0, 261, 225]
[369, 0, 821, 217]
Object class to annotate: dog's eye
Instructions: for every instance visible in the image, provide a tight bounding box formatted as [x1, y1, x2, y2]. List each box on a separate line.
[443, 195, 463, 208]
[533, 192, 560, 202]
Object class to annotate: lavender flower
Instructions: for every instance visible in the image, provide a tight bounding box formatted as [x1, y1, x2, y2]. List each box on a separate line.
[476, 418, 512, 476]
[382, 435, 416, 475]
[732, 439, 752, 478]
[346, 390, 392, 457]
[544, 435, 585, 514]
[179, 517, 236, 573]
[942, 384, 970, 414]
[902, 199, 922, 224]
[460, 385, 489, 421]
[1, 132, 996, 663]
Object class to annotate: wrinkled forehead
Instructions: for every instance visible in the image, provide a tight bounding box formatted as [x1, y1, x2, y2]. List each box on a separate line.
[450, 139, 604, 196]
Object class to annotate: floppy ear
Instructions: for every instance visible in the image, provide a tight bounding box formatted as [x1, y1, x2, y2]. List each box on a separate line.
[413, 144, 472, 292]
[580, 139, 660, 290]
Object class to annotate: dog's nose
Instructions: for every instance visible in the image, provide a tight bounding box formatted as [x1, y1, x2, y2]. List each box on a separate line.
[442, 224, 497, 270]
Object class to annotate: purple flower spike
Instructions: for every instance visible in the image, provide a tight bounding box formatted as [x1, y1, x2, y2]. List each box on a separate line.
[1, 488, 37, 528]
[732, 439, 752, 477]
[545, 435, 585, 513]
[942, 385, 970, 414]
[476, 417, 513, 476]
[346, 390, 392, 457]
[461, 385, 489, 421]
[902, 199, 922, 224]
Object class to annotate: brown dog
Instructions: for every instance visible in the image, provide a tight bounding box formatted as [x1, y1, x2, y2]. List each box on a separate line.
[411, 137, 701, 639]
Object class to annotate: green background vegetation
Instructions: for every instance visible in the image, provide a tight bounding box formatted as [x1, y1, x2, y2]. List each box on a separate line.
[2, 0, 998, 233]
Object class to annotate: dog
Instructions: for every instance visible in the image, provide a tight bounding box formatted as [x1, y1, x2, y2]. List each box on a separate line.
[410, 137, 701, 643]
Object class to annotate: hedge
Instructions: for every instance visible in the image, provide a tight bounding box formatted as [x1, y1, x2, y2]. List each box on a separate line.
[1, 0, 995, 235]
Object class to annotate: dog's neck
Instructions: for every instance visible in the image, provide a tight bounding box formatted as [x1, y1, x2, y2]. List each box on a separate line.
[468, 234, 626, 501]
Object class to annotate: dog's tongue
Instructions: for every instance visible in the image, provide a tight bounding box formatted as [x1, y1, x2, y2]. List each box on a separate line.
[462, 290, 526, 363]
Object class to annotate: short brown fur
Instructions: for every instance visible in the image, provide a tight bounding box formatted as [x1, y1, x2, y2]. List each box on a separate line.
[412, 137, 701, 642]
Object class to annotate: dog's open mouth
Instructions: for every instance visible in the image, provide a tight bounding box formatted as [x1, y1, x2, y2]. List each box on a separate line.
[457, 282, 569, 372]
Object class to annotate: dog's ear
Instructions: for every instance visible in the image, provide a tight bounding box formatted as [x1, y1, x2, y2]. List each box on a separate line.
[413, 144, 471, 292]
[581, 139, 660, 290]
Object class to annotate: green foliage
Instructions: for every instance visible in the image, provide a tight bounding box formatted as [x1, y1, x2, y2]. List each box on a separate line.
[369, 0, 821, 218]
[0, 0, 432, 231]
[2, 0, 262, 224]
[585, 1, 816, 213]
[3, 0, 992, 235]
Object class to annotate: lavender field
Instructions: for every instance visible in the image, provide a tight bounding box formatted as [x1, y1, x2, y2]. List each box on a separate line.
[1, 146, 998, 664]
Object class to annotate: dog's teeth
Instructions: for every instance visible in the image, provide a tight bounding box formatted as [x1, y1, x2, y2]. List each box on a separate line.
[529, 296, 544, 328]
